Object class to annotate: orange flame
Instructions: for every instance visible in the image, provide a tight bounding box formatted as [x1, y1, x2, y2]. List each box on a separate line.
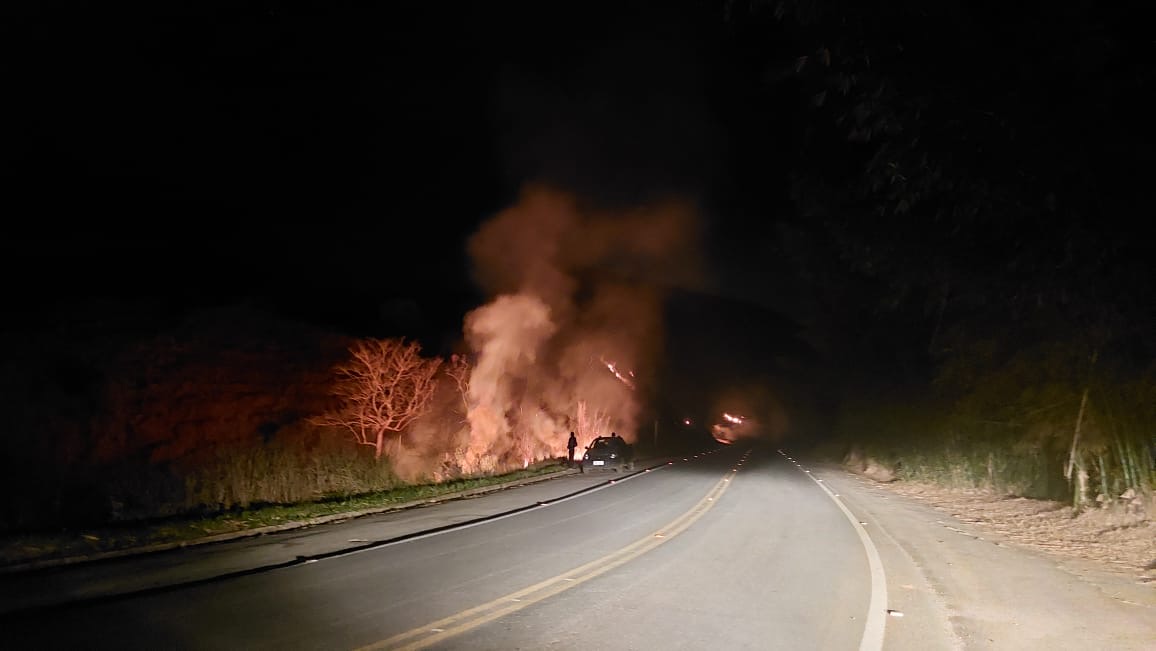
[601, 356, 636, 390]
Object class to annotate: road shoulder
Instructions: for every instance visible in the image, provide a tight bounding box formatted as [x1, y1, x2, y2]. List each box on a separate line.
[813, 464, 1156, 651]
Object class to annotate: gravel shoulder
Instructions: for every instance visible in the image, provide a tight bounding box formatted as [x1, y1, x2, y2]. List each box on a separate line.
[813, 463, 1156, 651]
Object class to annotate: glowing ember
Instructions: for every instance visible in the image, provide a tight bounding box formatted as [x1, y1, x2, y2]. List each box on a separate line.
[723, 412, 744, 424]
[601, 356, 636, 390]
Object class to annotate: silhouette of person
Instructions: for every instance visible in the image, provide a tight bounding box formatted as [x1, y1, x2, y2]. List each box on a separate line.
[567, 432, 579, 467]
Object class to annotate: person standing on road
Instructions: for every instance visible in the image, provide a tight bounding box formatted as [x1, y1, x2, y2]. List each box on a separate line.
[567, 432, 579, 468]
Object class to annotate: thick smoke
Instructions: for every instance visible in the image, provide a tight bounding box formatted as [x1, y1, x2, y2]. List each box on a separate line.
[456, 184, 701, 472]
[389, 17, 717, 480]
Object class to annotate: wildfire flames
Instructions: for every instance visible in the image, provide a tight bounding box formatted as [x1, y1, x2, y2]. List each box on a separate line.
[385, 184, 701, 481]
[601, 356, 636, 390]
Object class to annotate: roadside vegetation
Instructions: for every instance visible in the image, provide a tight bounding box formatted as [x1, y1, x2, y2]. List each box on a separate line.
[727, 3, 1155, 515]
[821, 344, 1155, 512]
[0, 300, 694, 571]
[0, 307, 559, 538]
[0, 449, 570, 569]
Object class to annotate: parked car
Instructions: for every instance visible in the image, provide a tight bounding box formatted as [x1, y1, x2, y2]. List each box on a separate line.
[582, 435, 634, 471]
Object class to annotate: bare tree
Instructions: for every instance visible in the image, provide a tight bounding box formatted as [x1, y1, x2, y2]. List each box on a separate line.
[312, 338, 442, 459]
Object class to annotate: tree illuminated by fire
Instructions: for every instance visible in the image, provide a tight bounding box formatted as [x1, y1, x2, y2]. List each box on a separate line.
[312, 338, 442, 459]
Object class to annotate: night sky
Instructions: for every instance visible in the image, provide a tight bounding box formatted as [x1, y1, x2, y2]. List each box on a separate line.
[4, 4, 706, 332]
[3, 0, 1151, 378]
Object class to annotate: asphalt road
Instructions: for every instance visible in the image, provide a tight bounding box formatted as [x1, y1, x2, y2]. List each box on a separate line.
[0, 445, 884, 650]
[4, 443, 1152, 650]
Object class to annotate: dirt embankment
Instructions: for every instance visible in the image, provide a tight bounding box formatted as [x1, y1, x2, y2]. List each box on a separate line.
[843, 457, 1156, 585]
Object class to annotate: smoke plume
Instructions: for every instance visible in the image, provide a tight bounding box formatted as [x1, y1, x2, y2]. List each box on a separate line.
[388, 18, 719, 480]
[455, 184, 701, 472]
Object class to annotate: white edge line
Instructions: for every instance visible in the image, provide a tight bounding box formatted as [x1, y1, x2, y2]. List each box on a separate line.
[787, 452, 887, 651]
[329, 463, 671, 559]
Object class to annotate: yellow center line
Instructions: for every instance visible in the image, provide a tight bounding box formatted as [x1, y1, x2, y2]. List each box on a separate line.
[355, 468, 738, 651]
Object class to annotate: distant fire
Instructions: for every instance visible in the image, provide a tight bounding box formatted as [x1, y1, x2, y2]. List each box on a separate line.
[713, 412, 758, 445]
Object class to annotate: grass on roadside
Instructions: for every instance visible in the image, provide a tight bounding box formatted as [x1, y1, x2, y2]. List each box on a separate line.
[0, 461, 570, 569]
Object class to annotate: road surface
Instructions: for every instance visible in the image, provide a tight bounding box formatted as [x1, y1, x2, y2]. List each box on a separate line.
[2, 443, 1153, 650]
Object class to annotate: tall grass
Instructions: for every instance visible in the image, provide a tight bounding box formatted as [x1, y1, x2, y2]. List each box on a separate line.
[2, 436, 404, 533]
[179, 437, 399, 514]
[3, 427, 573, 535]
[829, 365, 1154, 508]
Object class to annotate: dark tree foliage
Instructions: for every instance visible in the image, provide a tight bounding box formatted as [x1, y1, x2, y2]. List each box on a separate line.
[713, 0, 1154, 496]
[718, 0, 1153, 370]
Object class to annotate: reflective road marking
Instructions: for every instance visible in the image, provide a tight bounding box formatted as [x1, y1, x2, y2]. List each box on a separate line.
[354, 465, 739, 651]
[780, 450, 888, 651]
